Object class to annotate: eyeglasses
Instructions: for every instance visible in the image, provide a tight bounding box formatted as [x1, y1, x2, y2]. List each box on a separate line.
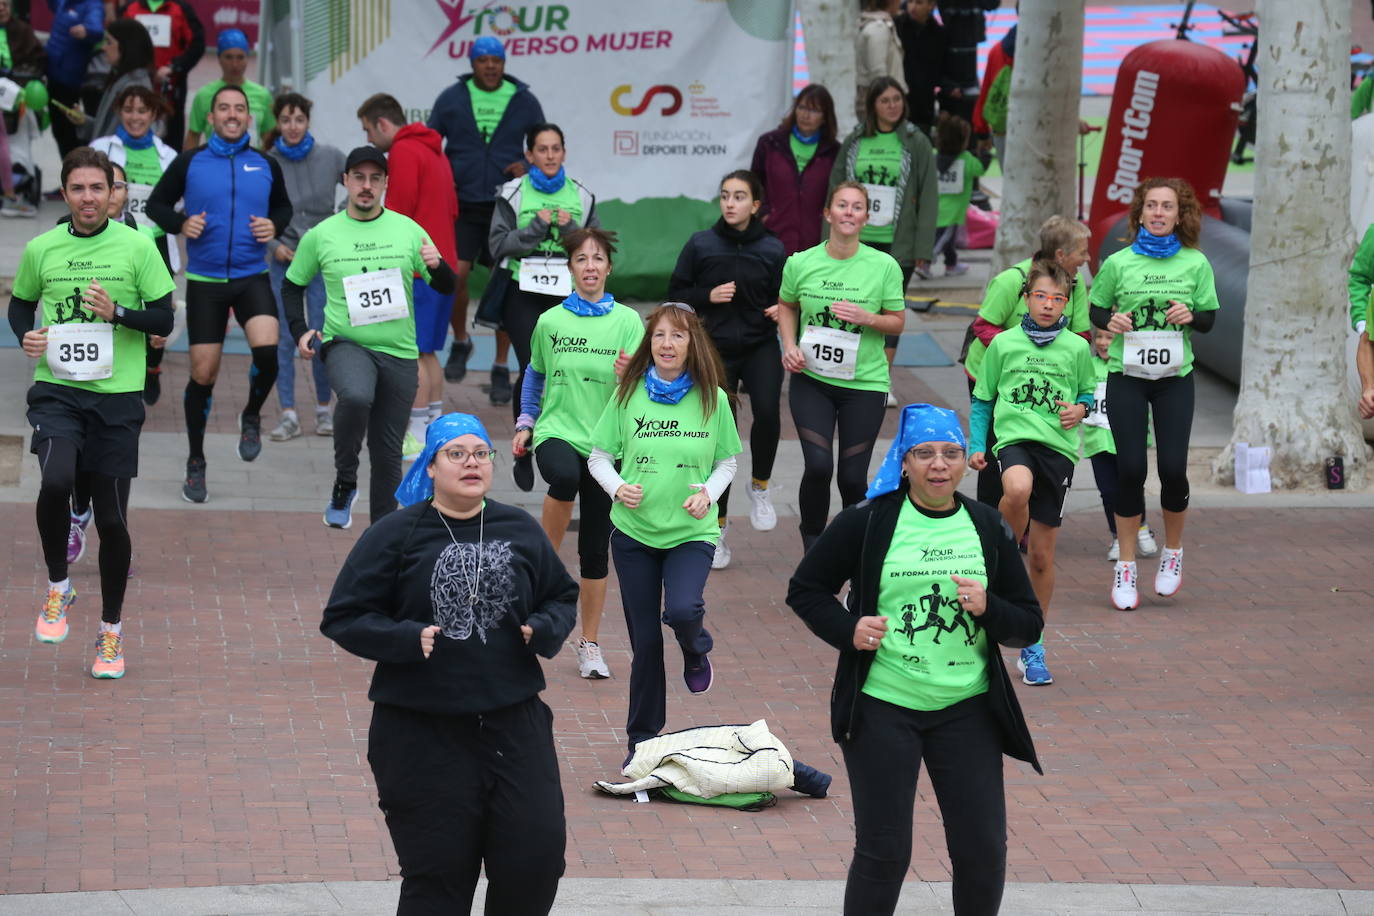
[439, 447, 496, 465]
[1028, 291, 1068, 306]
[663, 301, 696, 314]
[908, 447, 966, 463]
[111, 181, 127, 190]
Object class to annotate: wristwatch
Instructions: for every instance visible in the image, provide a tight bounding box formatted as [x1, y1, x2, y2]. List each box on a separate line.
[113, 305, 128, 324]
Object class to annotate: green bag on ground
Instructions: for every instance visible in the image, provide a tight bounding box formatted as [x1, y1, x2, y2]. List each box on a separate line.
[655, 786, 777, 811]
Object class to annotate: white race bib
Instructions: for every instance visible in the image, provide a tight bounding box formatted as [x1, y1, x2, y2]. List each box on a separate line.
[1123, 329, 1183, 380]
[862, 183, 896, 228]
[343, 267, 409, 326]
[0, 78, 21, 113]
[46, 323, 114, 381]
[1082, 381, 1110, 429]
[136, 13, 173, 47]
[937, 159, 966, 196]
[800, 324, 861, 380]
[517, 255, 571, 297]
[125, 183, 154, 220]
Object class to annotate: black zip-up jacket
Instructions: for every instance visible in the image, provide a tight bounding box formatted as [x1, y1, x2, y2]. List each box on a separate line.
[786, 488, 1043, 773]
[667, 217, 785, 357]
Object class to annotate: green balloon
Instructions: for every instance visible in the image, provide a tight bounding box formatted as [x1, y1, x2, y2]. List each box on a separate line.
[23, 80, 48, 110]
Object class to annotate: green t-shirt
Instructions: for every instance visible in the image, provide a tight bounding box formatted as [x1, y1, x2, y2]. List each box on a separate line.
[121, 144, 166, 238]
[1355, 77, 1374, 120]
[528, 303, 644, 456]
[507, 174, 582, 276]
[779, 242, 905, 392]
[468, 79, 517, 143]
[593, 385, 743, 550]
[1080, 354, 1114, 458]
[853, 130, 903, 244]
[936, 150, 985, 228]
[14, 220, 176, 394]
[285, 209, 432, 360]
[863, 501, 989, 711]
[1089, 246, 1220, 377]
[188, 79, 276, 141]
[790, 133, 816, 173]
[973, 323, 1096, 463]
[0, 28, 12, 71]
[965, 258, 1091, 380]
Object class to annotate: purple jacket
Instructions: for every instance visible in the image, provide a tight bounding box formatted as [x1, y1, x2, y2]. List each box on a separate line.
[750, 127, 839, 257]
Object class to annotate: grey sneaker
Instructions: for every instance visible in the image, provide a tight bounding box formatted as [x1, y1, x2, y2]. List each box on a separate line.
[237, 413, 263, 462]
[576, 638, 611, 679]
[182, 457, 208, 503]
[268, 412, 301, 441]
[323, 480, 358, 529]
[315, 410, 333, 436]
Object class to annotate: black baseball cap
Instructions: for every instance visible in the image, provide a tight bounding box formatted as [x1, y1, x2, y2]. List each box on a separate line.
[344, 146, 388, 174]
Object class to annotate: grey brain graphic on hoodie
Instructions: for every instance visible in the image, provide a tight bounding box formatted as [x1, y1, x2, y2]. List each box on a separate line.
[430, 540, 516, 642]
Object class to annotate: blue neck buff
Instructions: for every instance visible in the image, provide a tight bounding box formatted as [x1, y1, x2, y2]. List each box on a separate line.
[529, 165, 566, 194]
[115, 124, 153, 150]
[394, 412, 493, 507]
[274, 131, 314, 161]
[560, 290, 614, 317]
[866, 403, 968, 499]
[644, 365, 694, 405]
[1131, 225, 1181, 259]
[208, 131, 251, 158]
[791, 126, 819, 144]
[1021, 312, 1068, 347]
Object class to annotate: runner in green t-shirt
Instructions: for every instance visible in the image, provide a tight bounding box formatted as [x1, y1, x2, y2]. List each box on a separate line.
[183, 30, 274, 149]
[510, 227, 641, 681]
[11, 148, 176, 681]
[970, 260, 1095, 686]
[588, 303, 742, 755]
[932, 113, 987, 277]
[282, 146, 457, 531]
[1088, 179, 1219, 611]
[777, 181, 906, 552]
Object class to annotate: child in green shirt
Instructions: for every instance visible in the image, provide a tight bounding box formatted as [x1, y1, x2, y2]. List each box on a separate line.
[931, 113, 987, 277]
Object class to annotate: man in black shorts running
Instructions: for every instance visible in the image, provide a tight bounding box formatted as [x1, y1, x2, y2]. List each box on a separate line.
[148, 83, 291, 502]
[10, 147, 176, 679]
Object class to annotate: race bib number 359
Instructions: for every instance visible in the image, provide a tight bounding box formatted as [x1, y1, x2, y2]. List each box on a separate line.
[46, 323, 114, 381]
[1122, 329, 1183, 380]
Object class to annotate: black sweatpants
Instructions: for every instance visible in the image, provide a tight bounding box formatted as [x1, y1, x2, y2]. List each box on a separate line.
[716, 340, 783, 518]
[1104, 371, 1194, 517]
[534, 437, 612, 579]
[368, 698, 566, 916]
[611, 530, 714, 749]
[789, 371, 886, 540]
[841, 693, 1007, 916]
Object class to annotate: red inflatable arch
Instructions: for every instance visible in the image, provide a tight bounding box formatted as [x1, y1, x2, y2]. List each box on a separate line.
[1089, 40, 1246, 267]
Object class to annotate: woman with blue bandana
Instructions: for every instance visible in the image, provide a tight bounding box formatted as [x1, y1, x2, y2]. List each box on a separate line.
[1090, 178, 1219, 611]
[787, 403, 1042, 916]
[587, 303, 741, 764]
[511, 227, 643, 680]
[323, 413, 578, 915]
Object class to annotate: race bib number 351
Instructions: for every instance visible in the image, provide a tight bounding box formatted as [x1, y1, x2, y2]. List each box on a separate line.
[344, 267, 409, 326]
[46, 323, 114, 381]
[1122, 329, 1183, 380]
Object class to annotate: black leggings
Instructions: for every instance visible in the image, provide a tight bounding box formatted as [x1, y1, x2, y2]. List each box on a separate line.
[36, 438, 132, 623]
[966, 376, 1003, 507]
[716, 340, 783, 517]
[503, 286, 560, 425]
[789, 371, 887, 539]
[1104, 371, 1194, 518]
[533, 437, 611, 579]
[1089, 451, 1150, 537]
[841, 693, 1007, 915]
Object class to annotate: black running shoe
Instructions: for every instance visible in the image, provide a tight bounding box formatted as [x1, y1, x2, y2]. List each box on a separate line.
[142, 368, 161, 406]
[238, 413, 262, 462]
[513, 452, 535, 492]
[488, 364, 512, 405]
[444, 337, 475, 383]
[182, 457, 208, 503]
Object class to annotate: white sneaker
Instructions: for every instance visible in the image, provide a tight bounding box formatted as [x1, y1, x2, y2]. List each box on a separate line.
[712, 524, 732, 569]
[1136, 525, 1159, 557]
[576, 638, 610, 679]
[315, 409, 333, 437]
[747, 484, 776, 531]
[1155, 548, 1183, 597]
[885, 391, 898, 408]
[1106, 538, 1120, 562]
[1111, 560, 1139, 610]
[2, 199, 37, 218]
[268, 411, 301, 442]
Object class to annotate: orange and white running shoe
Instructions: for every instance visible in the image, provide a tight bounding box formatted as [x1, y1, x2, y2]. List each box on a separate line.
[91, 629, 125, 679]
[35, 585, 75, 643]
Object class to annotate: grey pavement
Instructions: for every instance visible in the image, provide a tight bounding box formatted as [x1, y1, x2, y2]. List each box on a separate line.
[0, 878, 1371, 915]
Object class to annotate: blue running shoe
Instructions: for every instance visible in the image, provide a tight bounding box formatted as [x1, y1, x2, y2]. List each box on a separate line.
[324, 481, 358, 529]
[1017, 644, 1053, 686]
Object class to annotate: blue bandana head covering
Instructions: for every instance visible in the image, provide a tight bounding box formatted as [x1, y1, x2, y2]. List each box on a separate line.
[561, 290, 614, 317]
[866, 403, 968, 499]
[115, 123, 153, 150]
[529, 164, 566, 194]
[217, 29, 250, 55]
[395, 413, 493, 507]
[1131, 225, 1182, 259]
[470, 36, 506, 61]
[274, 131, 315, 161]
[644, 365, 694, 404]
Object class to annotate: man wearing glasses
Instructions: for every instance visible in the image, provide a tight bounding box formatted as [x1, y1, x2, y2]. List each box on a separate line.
[281, 146, 457, 529]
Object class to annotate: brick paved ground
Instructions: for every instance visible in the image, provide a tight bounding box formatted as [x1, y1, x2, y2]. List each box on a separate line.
[0, 354, 1371, 896]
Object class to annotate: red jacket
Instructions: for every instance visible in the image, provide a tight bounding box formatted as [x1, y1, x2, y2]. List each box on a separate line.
[119, 0, 205, 83]
[749, 126, 839, 257]
[385, 122, 459, 265]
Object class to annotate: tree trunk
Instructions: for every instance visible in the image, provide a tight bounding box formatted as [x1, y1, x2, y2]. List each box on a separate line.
[796, 0, 859, 138]
[1215, 0, 1368, 488]
[991, 0, 1086, 275]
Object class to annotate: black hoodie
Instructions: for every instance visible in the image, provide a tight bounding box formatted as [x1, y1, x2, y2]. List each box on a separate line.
[667, 217, 786, 357]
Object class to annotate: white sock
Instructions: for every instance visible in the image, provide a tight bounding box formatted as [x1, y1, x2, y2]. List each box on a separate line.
[408, 408, 428, 439]
[49, 578, 70, 594]
[281, 408, 298, 420]
[315, 404, 330, 417]
[1163, 546, 1183, 556]
[427, 400, 443, 422]
[101, 621, 122, 635]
